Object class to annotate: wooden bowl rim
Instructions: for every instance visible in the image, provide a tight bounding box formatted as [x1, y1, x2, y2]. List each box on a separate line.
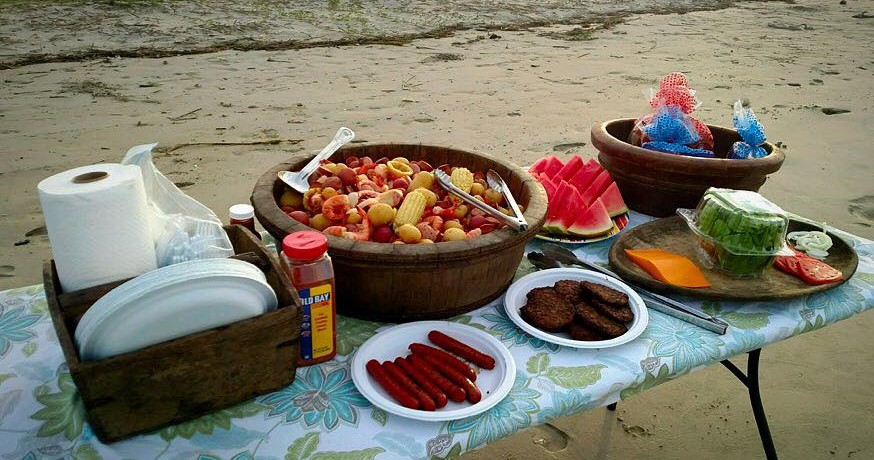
[590, 118, 786, 174]
[252, 142, 548, 263]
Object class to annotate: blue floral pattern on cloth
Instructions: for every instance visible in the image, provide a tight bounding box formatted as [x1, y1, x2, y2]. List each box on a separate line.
[643, 312, 725, 370]
[447, 371, 541, 450]
[0, 306, 42, 358]
[0, 212, 872, 459]
[260, 365, 370, 430]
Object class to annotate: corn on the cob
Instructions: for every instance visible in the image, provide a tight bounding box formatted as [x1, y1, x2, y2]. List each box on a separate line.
[407, 171, 435, 192]
[413, 187, 438, 207]
[394, 190, 427, 229]
[450, 167, 474, 194]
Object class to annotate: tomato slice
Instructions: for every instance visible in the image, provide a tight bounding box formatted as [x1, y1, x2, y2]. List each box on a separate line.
[796, 258, 843, 285]
[321, 195, 350, 222]
[774, 254, 801, 274]
[774, 247, 843, 285]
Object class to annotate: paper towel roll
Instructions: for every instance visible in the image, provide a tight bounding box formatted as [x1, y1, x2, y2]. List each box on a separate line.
[38, 163, 158, 292]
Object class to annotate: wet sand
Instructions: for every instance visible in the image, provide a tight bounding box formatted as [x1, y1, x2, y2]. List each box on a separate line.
[1, 0, 770, 69]
[1, 0, 873, 457]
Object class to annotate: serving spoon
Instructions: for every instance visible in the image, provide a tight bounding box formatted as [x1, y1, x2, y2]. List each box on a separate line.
[277, 127, 355, 193]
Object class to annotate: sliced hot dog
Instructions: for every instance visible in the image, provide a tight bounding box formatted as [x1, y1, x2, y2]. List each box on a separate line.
[408, 354, 467, 403]
[366, 359, 419, 409]
[395, 356, 448, 408]
[409, 343, 477, 381]
[382, 360, 436, 411]
[428, 330, 496, 370]
[420, 353, 482, 404]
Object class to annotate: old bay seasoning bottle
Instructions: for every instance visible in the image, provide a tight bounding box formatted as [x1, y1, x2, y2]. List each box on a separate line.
[280, 231, 337, 366]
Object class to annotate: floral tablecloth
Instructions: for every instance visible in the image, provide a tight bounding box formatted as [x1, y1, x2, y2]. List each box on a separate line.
[1, 212, 873, 460]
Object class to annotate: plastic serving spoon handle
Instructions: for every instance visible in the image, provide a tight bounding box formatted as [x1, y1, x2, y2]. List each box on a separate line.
[486, 169, 528, 227]
[435, 169, 528, 231]
[278, 127, 355, 193]
[541, 243, 729, 335]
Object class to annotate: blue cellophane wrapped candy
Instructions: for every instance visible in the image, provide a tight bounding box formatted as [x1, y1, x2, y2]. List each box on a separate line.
[730, 100, 768, 159]
[641, 106, 716, 158]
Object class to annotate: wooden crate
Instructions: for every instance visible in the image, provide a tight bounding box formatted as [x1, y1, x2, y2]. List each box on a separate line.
[43, 225, 301, 442]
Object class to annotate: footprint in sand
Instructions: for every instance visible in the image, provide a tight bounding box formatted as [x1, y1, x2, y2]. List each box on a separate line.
[25, 226, 47, 238]
[848, 196, 874, 222]
[0, 265, 14, 278]
[531, 423, 569, 453]
[622, 424, 652, 437]
[553, 142, 587, 152]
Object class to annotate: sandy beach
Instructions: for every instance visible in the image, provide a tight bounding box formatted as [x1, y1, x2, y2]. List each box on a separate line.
[1, 0, 872, 457]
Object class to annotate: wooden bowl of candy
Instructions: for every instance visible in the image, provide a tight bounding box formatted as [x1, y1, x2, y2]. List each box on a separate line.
[591, 119, 785, 217]
[252, 144, 548, 322]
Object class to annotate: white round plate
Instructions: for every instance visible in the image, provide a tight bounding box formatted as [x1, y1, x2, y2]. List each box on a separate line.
[504, 268, 648, 349]
[74, 258, 266, 343]
[351, 321, 515, 422]
[76, 259, 277, 360]
[535, 212, 630, 245]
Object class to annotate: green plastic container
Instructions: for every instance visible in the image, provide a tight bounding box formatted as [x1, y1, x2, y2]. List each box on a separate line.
[678, 188, 790, 276]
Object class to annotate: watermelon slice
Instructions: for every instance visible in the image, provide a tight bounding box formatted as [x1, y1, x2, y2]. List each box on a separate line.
[598, 181, 628, 217]
[580, 170, 613, 207]
[541, 156, 565, 179]
[537, 173, 557, 202]
[556, 155, 585, 181]
[567, 198, 615, 237]
[568, 160, 603, 194]
[529, 157, 550, 176]
[559, 188, 587, 230]
[544, 180, 574, 233]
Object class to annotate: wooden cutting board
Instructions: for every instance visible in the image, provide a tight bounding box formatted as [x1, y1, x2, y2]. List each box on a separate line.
[608, 216, 859, 300]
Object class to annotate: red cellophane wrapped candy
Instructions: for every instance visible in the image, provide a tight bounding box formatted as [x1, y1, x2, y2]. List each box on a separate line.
[629, 72, 714, 151]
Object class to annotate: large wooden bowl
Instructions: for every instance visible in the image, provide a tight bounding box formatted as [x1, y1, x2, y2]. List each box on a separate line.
[252, 143, 548, 322]
[591, 119, 785, 217]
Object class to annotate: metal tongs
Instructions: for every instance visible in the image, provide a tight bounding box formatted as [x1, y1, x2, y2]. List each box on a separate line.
[539, 243, 729, 335]
[434, 168, 528, 231]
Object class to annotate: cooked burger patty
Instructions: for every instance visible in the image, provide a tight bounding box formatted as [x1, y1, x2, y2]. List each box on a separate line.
[574, 301, 627, 338]
[591, 298, 634, 323]
[553, 280, 582, 301]
[569, 320, 603, 341]
[580, 281, 629, 306]
[521, 288, 574, 331]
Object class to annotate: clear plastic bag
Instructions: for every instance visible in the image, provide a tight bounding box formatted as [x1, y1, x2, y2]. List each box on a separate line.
[629, 72, 714, 151]
[121, 143, 234, 266]
[648, 72, 700, 114]
[729, 100, 768, 159]
[639, 106, 716, 158]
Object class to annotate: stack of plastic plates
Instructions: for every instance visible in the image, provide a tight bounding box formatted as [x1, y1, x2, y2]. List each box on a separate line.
[74, 258, 277, 361]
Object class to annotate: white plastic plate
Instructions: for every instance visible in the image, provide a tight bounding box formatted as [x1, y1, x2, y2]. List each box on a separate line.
[75, 259, 277, 360]
[504, 268, 648, 349]
[351, 321, 515, 422]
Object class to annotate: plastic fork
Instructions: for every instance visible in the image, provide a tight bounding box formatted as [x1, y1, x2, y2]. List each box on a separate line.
[277, 127, 355, 193]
